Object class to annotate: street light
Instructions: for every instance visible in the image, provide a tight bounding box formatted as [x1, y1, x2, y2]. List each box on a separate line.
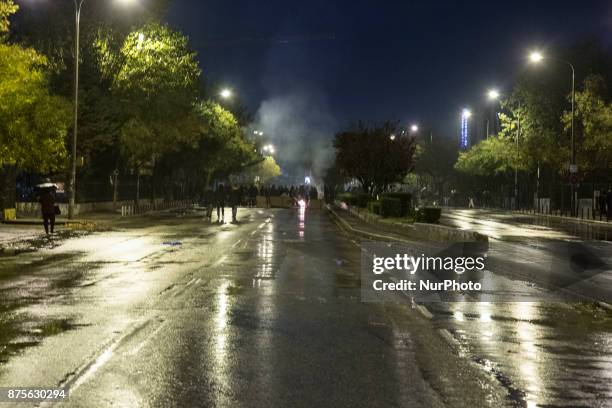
[410, 124, 419, 133]
[528, 50, 577, 215]
[389, 134, 396, 141]
[66, 0, 136, 219]
[262, 144, 275, 155]
[529, 51, 544, 63]
[487, 89, 500, 101]
[220, 89, 233, 99]
[462, 109, 472, 118]
[486, 89, 502, 138]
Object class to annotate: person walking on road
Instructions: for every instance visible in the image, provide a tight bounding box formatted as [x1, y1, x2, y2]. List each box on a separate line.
[37, 179, 58, 235]
[215, 184, 226, 223]
[598, 191, 607, 221]
[264, 185, 271, 208]
[229, 186, 241, 223]
[606, 188, 612, 221]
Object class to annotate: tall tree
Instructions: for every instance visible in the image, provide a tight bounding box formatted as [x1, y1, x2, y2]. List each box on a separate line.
[190, 100, 258, 186]
[0, 1, 71, 173]
[334, 121, 417, 196]
[562, 74, 612, 179]
[415, 136, 459, 194]
[96, 23, 201, 169]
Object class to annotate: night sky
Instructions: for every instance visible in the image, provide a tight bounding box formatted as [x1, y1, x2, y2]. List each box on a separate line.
[166, 0, 611, 177]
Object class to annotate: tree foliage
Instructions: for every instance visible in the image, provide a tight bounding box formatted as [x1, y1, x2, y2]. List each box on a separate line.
[0, 0, 17, 40]
[455, 136, 519, 176]
[334, 121, 417, 196]
[95, 23, 201, 167]
[241, 156, 282, 184]
[562, 74, 612, 177]
[192, 100, 257, 181]
[0, 2, 71, 173]
[415, 136, 459, 184]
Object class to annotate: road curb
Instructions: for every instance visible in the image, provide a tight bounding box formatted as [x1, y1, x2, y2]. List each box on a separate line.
[327, 206, 415, 243]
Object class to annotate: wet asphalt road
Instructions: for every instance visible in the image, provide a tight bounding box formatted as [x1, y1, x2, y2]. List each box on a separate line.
[0, 207, 611, 407]
[436, 208, 612, 407]
[441, 208, 612, 242]
[0, 208, 508, 407]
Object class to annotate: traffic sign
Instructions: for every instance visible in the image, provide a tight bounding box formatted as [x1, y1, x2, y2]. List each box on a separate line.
[570, 174, 580, 186]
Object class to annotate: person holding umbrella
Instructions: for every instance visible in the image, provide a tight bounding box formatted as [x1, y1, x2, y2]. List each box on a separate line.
[36, 178, 58, 235]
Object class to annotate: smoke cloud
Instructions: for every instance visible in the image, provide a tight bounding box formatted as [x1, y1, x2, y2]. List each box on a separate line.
[254, 90, 337, 184]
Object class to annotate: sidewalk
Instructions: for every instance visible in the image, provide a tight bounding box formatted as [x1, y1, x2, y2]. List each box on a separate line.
[0, 206, 194, 250]
[0, 211, 119, 250]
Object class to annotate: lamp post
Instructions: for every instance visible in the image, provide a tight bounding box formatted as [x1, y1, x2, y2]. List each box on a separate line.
[67, 0, 85, 219]
[67, 0, 136, 219]
[486, 89, 501, 139]
[515, 100, 521, 210]
[529, 51, 577, 215]
[487, 89, 519, 208]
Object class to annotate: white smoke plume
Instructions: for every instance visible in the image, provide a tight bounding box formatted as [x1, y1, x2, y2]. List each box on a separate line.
[254, 90, 337, 184]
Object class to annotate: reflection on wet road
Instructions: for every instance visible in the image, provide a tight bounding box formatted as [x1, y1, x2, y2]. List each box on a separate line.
[0, 207, 611, 407]
[442, 209, 612, 242]
[429, 301, 612, 407]
[433, 209, 612, 406]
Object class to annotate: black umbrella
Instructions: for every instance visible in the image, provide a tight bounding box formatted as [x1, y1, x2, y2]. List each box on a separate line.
[35, 178, 58, 191]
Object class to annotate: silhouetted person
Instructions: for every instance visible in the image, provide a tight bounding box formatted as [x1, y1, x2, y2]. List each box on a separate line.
[229, 186, 241, 223]
[215, 184, 226, 223]
[607, 189, 612, 222]
[38, 185, 56, 235]
[598, 192, 607, 220]
[264, 185, 271, 208]
[249, 185, 258, 207]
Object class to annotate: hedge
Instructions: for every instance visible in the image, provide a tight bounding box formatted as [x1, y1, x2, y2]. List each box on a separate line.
[367, 200, 381, 215]
[380, 197, 402, 218]
[416, 207, 441, 223]
[381, 192, 412, 216]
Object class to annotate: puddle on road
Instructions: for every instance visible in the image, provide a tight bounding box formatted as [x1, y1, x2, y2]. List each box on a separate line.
[0, 231, 90, 258]
[0, 316, 85, 364]
[430, 301, 612, 407]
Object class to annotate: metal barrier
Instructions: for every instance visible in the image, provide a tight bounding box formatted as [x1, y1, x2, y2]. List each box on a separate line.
[120, 200, 193, 217]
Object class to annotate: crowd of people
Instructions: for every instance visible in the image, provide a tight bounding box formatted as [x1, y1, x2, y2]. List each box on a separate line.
[199, 183, 320, 223]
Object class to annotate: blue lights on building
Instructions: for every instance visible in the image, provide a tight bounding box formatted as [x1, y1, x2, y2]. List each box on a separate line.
[460, 109, 471, 150]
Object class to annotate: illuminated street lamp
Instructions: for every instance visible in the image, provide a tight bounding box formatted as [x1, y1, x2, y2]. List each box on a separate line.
[485, 89, 502, 138]
[410, 124, 419, 133]
[63, 0, 137, 218]
[487, 89, 500, 101]
[262, 144, 275, 155]
[528, 50, 577, 215]
[220, 88, 233, 99]
[529, 51, 544, 63]
[389, 134, 396, 141]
